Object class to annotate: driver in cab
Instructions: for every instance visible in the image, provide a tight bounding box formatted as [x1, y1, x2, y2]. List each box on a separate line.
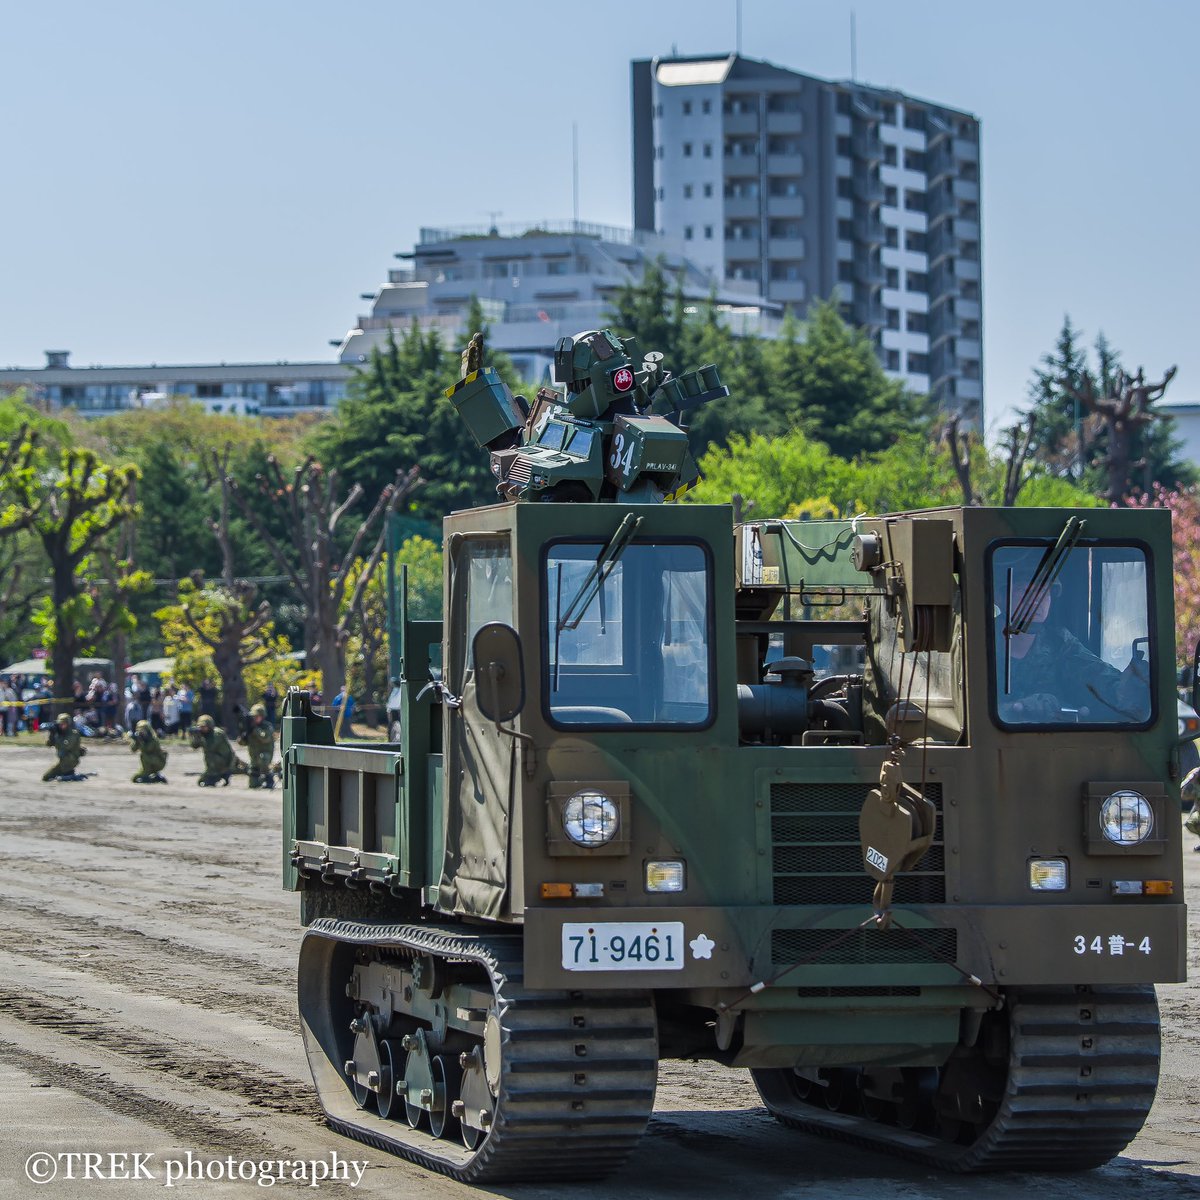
[1000, 575, 1148, 724]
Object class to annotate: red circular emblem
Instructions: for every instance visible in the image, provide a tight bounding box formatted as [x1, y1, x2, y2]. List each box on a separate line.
[613, 367, 634, 392]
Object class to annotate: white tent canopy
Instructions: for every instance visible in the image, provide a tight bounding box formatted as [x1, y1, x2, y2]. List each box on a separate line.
[126, 658, 175, 676]
[1, 657, 112, 677]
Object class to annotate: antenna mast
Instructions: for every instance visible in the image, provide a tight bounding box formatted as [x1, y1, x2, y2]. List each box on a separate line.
[572, 122, 580, 227]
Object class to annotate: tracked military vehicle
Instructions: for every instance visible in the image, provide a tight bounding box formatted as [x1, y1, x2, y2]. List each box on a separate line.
[282, 330, 1185, 1182]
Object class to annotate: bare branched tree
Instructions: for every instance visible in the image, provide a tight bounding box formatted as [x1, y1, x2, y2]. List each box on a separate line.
[202, 444, 238, 586]
[942, 413, 981, 507]
[1065, 365, 1178, 502]
[1000, 413, 1038, 507]
[227, 456, 420, 700]
[179, 572, 274, 731]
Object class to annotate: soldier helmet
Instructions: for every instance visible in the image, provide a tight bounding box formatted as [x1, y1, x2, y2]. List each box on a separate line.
[135, 720, 152, 733]
[196, 714, 215, 732]
[250, 703, 266, 719]
[56, 713, 71, 727]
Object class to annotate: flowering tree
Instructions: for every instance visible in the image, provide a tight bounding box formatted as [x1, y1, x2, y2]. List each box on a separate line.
[1124, 485, 1200, 668]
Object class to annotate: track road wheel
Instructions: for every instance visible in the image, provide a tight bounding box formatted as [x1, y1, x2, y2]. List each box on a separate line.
[376, 1039, 399, 1121]
[430, 1055, 461, 1140]
[298, 922, 658, 1182]
[751, 985, 1160, 1173]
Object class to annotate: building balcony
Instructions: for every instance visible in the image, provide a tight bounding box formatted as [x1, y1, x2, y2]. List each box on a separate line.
[930, 349, 960, 383]
[854, 298, 885, 328]
[955, 218, 981, 243]
[854, 174, 885, 204]
[768, 236, 806, 259]
[723, 196, 761, 219]
[766, 110, 804, 135]
[723, 111, 760, 136]
[766, 194, 806, 217]
[928, 307, 962, 343]
[952, 178, 980, 203]
[855, 254, 886, 287]
[928, 268, 960, 299]
[767, 279, 809, 305]
[926, 143, 955, 181]
[852, 129, 883, 163]
[927, 223, 957, 263]
[854, 214, 884, 244]
[725, 150, 760, 174]
[726, 236, 761, 258]
[766, 153, 802, 175]
[953, 136, 979, 162]
[926, 187, 957, 223]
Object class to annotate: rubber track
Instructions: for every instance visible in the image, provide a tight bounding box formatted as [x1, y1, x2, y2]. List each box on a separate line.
[753, 984, 1160, 1172]
[300, 918, 658, 1183]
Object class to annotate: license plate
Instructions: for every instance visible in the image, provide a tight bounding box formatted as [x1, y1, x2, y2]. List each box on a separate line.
[561, 921, 685, 971]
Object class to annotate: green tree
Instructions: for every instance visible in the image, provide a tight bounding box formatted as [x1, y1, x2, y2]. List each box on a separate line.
[89, 402, 313, 655]
[310, 314, 521, 524]
[1023, 318, 1192, 499]
[688, 426, 1103, 521]
[776, 299, 929, 459]
[9, 447, 148, 706]
[156, 577, 300, 726]
[606, 258, 688, 367]
[342, 535, 442, 723]
[686, 431, 858, 518]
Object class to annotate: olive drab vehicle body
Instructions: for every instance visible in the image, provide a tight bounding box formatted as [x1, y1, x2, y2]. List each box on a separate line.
[282, 332, 1185, 1184]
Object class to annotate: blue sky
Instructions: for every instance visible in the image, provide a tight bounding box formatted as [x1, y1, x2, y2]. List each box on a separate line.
[2, 0, 1196, 434]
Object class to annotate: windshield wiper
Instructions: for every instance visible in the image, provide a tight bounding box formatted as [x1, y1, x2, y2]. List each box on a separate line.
[1002, 515, 1086, 697]
[557, 512, 643, 633]
[1005, 515, 1086, 637]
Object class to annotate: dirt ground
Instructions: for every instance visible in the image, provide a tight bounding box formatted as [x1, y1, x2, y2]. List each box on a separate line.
[0, 738, 1197, 1199]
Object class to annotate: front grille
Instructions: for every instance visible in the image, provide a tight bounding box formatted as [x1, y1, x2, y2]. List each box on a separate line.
[771, 927, 958, 966]
[770, 781, 945, 907]
[505, 458, 532, 485]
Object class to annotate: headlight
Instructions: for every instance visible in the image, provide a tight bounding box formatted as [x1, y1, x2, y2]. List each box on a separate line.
[1100, 790, 1154, 845]
[563, 790, 619, 847]
[645, 860, 686, 893]
[1029, 858, 1068, 891]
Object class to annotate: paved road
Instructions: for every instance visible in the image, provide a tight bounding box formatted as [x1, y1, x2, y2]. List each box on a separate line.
[0, 740, 1197, 1198]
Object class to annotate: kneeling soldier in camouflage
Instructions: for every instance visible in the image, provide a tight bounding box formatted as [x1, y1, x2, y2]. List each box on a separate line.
[130, 719, 168, 783]
[43, 713, 86, 782]
[239, 702, 277, 789]
[189, 714, 247, 786]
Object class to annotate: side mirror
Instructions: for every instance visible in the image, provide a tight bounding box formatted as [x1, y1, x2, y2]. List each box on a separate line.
[1192, 642, 1200, 715]
[473, 623, 526, 726]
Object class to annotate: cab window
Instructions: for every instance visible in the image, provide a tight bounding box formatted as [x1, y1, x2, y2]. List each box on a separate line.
[990, 541, 1154, 728]
[544, 540, 713, 728]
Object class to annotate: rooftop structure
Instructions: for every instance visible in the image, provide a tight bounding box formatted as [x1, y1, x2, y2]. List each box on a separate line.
[336, 219, 783, 383]
[633, 53, 984, 424]
[0, 352, 351, 416]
